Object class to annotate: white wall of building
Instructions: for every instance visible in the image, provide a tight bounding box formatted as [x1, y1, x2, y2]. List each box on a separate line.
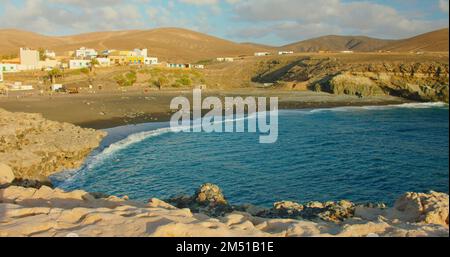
[0, 63, 18, 73]
[69, 59, 92, 69]
[20, 48, 40, 70]
[75, 47, 98, 59]
[144, 57, 158, 65]
[95, 58, 111, 67]
[134, 48, 148, 58]
[254, 52, 270, 56]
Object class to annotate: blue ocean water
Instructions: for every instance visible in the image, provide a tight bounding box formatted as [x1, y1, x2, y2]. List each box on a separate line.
[54, 102, 449, 207]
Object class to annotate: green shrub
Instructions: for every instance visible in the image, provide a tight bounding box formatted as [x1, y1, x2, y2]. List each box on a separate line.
[115, 71, 137, 87]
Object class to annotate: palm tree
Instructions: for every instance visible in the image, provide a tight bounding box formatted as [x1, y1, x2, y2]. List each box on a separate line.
[90, 59, 100, 73]
[47, 68, 62, 84]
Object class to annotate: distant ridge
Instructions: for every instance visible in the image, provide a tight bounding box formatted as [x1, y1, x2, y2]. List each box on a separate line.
[0, 28, 271, 62]
[281, 35, 394, 52]
[380, 28, 449, 52]
[0, 28, 448, 62]
[281, 28, 449, 53]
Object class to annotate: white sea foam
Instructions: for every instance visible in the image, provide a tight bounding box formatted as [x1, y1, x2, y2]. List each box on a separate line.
[56, 112, 262, 187]
[283, 102, 448, 115]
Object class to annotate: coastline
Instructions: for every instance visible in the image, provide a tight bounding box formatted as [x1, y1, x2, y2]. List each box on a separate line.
[0, 89, 411, 130]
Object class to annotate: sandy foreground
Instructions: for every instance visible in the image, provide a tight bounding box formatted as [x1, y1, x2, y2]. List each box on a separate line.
[0, 185, 448, 237]
[0, 89, 408, 129]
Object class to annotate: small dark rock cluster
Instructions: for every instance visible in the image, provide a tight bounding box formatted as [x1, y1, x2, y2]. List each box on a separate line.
[167, 183, 387, 222]
[166, 183, 233, 217]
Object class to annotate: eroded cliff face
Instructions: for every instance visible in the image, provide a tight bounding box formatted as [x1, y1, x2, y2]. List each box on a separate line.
[0, 108, 107, 183]
[253, 57, 449, 103]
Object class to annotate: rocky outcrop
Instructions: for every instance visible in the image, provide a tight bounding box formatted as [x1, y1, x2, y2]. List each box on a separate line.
[0, 163, 14, 185]
[0, 108, 106, 183]
[167, 183, 233, 217]
[0, 185, 448, 237]
[253, 57, 449, 102]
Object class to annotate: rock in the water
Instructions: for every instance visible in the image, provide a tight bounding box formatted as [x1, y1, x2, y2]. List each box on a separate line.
[195, 183, 228, 206]
[0, 163, 15, 185]
[166, 183, 232, 217]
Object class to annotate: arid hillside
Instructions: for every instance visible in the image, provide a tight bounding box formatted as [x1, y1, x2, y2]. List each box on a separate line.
[1, 28, 448, 62]
[281, 28, 449, 53]
[380, 28, 449, 52]
[0, 29, 64, 57]
[281, 35, 394, 52]
[0, 28, 271, 63]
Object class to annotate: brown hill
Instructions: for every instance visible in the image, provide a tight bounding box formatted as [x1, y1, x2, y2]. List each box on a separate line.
[0, 29, 64, 57]
[281, 35, 394, 52]
[380, 28, 449, 52]
[0, 28, 271, 62]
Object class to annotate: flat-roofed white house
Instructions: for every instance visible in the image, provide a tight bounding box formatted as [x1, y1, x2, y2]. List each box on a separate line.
[75, 47, 98, 59]
[95, 57, 111, 67]
[278, 51, 294, 55]
[20, 48, 40, 70]
[38, 59, 60, 70]
[216, 57, 234, 62]
[9, 82, 33, 91]
[144, 57, 158, 65]
[192, 64, 205, 69]
[254, 52, 270, 57]
[134, 48, 148, 58]
[44, 50, 56, 59]
[0, 63, 18, 73]
[69, 59, 92, 69]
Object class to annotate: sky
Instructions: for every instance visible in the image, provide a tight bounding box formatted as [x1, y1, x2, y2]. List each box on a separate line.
[0, 0, 448, 46]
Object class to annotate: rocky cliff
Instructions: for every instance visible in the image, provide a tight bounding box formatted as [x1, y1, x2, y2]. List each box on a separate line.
[0, 108, 106, 184]
[253, 56, 449, 103]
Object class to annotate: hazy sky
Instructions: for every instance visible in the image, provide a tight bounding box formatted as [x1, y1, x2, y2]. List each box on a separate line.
[0, 0, 448, 46]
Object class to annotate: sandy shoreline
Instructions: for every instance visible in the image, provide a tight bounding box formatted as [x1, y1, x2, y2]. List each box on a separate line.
[0, 89, 410, 129]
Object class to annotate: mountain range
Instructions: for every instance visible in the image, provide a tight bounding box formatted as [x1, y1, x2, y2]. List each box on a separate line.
[0, 27, 448, 62]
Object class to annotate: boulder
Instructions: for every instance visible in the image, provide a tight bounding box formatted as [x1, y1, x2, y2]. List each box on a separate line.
[166, 183, 232, 217]
[195, 183, 228, 206]
[392, 191, 449, 226]
[0, 163, 15, 185]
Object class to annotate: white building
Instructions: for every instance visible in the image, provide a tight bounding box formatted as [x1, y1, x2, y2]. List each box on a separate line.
[75, 47, 98, 59]
[340, 50, 354, 54]
[0, 70, 3, 82]
[0, 63, 18, 73]
[38, 59, 60, 70]
[144, 57, 158, 65]
[69, 59, 92, 69]
[278, 51, 294, 55]
[20, 48, 40, 70]
[51, 84, 64, 91]
[134, 48, 148, 58]
[192, 64, 205, 69]
[44, 50, 56, 59]
[216, 57, 234, 62]
[254, 52, 270, 57]
[9, 82, 33, 91]
[95, 57, 111, 67]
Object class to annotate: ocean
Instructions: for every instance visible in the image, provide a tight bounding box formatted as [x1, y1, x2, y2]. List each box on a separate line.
[53, 102, 449, 207]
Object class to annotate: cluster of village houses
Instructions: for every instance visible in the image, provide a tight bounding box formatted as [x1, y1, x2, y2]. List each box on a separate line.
[0, 47, 296, 92]
[0, 47, 161, 74]
[0, 47, 208, 91]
